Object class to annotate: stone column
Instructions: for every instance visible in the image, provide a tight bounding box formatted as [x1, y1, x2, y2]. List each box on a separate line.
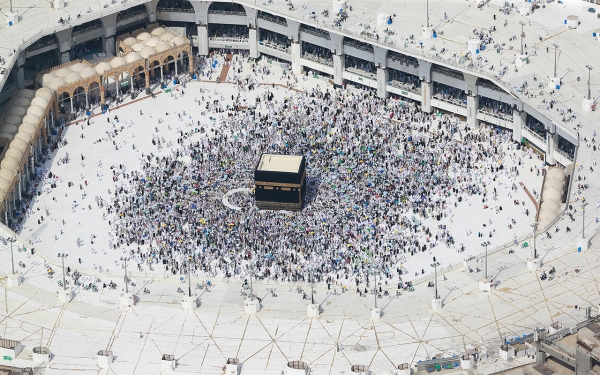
[160, 66, 164, 82]
[249, 27, 259, 59]
[546, 131, 556, 165]
[421, 80, 432, 113]
[70, 96, 74, 114]
[376, 67, 388, 99]
[100, 85, 106, 107]
[85, 91, 89, 109]
[333, 54, 344, 86]
[60, 51, 70, 64]
[17, 66, 25, 90]
[512, 108, 525, 143]
[291, 40, 302, 75]
[145, 70, 150, 95]
[104, 35, 115, 57]
[197, 25, 209, 56]
[467, 94, 479, 128]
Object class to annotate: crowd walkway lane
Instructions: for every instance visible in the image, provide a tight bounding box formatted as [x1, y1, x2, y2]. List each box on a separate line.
[218, 54, 233, 82]
[520, 182, 540, 214]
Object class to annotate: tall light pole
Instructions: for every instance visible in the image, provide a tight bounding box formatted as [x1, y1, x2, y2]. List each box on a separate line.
[58, 253, 68, 291]
[552, 43, 559, 78]
[481, 241, 491, 279]
[585, 65, 594, 100]
[519, 21, 526, 56]
[430, 257, 440, 300]
[582, 201, 589, 239]
[120, 257, 129, 294]
[187, 255, 193, 298]
[310, 267, 315, 305]
[372, 247, 378, 309]
[4, 237, 16, 275]
[530, 222, 539, 259]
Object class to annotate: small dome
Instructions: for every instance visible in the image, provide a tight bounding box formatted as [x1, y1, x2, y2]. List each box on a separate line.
[0, 178, 11, 191]
[155, 42, 171, 53]
[48, 77, 67, 90]
[110, 56, 127, 68]
[0, 169, 15, 181]
[136, 32, 152, 41]
[27, 105, 45, 117]
[171, 36, 187, 46]
[6, 148, 24, 161]
[22, 114, 40, 126]
[160, 32, 176, 41]
[151, 27, 166, 36]
[0, 134, 13, 141]
[16, 89, 35, 99]
[42, 73, 56, 85]
[10, 138, 28, 152]
[65, 72, 81, 84]
[145, 37, 161, 47]
[1, 156, 19, 171]
[14, 98, 30, 107]
[35, 88, 53, 100]
[54, 68, 70, 78]
[19, 123, 36, 135]
[0, 188, 7, 203]
[31, 96, 49, 108]
[125, 52, 143, 63]
[14, 132, 32, 144]
[123, 37, 138, 46]
[546, 168, 564, 180]
[0, 125, 17, 134]
[541, 200, 560, 212]
[80, 67, 97, 78]
[95, 62, 113, 75]
[70, 63, 87, 72]
[3, 116, 22, 125]
[131, 43, 146, 52]
[140, 47, 157, 59]
[8, 107, 26, 117]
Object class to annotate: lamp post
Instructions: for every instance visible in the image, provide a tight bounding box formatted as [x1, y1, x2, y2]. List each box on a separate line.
[552, 43, 559, 78]
[187, 255, 193, 298]
[481, 241, 490, 279]
[431, 257, 440, 300]
[582, 201, 589, 239]
[585, 65, 594, 100]
[530, 222, 539, 259]
[247, 263, 254, 298]
[4, 237, 16, 275]
[58, 253, 68, 291]
[120, 257, 129, 294]
[310, 267, 315, 305]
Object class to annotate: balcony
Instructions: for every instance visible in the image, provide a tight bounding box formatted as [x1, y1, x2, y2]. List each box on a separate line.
[301, 53, 333, 67]
[156, 7, 194, 13]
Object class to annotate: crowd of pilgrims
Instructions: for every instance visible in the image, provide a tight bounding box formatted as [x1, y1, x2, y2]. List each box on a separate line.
[106, 86, 531, 286]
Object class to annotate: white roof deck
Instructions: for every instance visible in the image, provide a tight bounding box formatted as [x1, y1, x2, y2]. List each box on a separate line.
[257, 153, 303, 173]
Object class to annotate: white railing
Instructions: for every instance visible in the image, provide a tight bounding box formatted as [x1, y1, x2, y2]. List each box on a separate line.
[157, 7, 194, 13]
[477, 109, 513, 122]
[209, 37, 249, 43]
[301, 54, 333, 67]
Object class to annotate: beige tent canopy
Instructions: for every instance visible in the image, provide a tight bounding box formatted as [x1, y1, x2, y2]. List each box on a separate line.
[1, 156, 19, 171]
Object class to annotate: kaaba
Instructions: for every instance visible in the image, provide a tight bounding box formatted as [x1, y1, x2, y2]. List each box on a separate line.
[254, 153, 306, 210]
